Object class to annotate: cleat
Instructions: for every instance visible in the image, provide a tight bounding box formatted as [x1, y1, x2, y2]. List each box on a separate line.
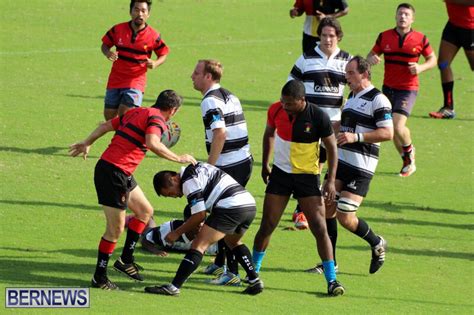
[304, 263, 339, 274]
[113, 257, 144, 281]
[202, 263, 225, 276]
[144, 283, 180, 296]
[429, 107, 455, 119]
[399, 147, 416, 177]
[91, 275, 119, 290]
[208, 272, 241, 286]
[242, 279, 264, 295]
[370, 236, 387, 274]
[327, 280, 345, 296]
[294, 212, 309, 230]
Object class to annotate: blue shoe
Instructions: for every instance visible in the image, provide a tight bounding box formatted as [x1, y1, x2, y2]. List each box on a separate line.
[202, 263, 225, 276]
[208, 272, 241, 286]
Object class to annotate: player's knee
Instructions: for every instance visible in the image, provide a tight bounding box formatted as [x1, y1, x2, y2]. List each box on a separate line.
[106, 225, 124, 241]
[438, 60, 450, 71]
[336, 198, 360, 227]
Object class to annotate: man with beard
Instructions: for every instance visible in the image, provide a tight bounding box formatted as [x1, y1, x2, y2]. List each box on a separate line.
[101, 0, 169, 120]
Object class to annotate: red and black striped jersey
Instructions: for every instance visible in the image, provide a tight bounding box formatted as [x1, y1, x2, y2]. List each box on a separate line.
[446, 3, 474, 30]
[371, 28, 433, 91]
[102, 21, 169, 92]
[100, 107, 167, 175]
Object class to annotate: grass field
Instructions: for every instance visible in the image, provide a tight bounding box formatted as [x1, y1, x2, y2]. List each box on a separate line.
[1, 0, 473, 314]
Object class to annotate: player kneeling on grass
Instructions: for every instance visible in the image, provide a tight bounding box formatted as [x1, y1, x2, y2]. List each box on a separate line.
[144, 162, 263, 296]
[69, 90, 196, 290]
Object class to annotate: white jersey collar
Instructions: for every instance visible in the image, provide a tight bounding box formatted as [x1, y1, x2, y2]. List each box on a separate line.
[203, 83, 221, 98]
[315, 45, 341, 60]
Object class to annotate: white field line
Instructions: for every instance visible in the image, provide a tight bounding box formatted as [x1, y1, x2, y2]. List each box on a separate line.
[0, 30, 439, 56]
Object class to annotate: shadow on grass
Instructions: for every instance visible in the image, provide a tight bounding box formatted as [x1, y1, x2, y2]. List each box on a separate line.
[364, 200, 471, 216]
[410, 114, 474, 122]
[338, 244, 474, 261]
[0, 199, 183, 218]
[0, 146, 75, 158]
[348, 292, 473, 308]
[364, 216, 473, 230]
[66, 94, 272, 112]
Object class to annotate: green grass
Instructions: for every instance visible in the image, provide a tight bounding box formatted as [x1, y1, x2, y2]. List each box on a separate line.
[1, 0, 473, 313]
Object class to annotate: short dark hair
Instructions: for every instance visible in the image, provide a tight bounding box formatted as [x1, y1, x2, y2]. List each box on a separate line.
[281, 80, 306, 99]
[130, 0, 152, 12]
[152, 90, 183, 110]
[153, 171, 177, 196]
[317, 17, 343, 40]
[349, 55, 372, 80]
[397, 3, 415, 13]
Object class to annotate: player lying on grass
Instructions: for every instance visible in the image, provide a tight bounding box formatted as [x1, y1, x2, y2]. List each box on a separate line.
[144, 162, 263, 296]
[124, 214, 218, 256]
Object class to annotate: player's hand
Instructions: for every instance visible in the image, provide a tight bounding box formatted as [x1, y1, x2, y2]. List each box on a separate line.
[289, 8, 299, 18]
[261, 165, 271, 184]
[315, 10, 326, 21]
[408, 62, 420, 75]
[146, 58, 157, 69]
[69, 142, 90, 160]
[337, 132, 357, 146]
[164, 230, 180, 244]
[323, 179, 336, 204]
[367, 54, 381, 65]
[106, 51, 118, 62]
[178, 154, 197, 165]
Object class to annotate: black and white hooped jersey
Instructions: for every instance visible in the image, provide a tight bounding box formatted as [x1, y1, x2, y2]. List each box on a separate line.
[201, 84, 252, 168]
[180, 163, 256, 216]
[338, 85, 393, 178]
[289, 46, 352, 122]
[143, 220, 218, 254]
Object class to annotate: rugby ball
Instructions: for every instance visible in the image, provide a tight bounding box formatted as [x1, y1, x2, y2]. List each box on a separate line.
[161, 121, 181, 148]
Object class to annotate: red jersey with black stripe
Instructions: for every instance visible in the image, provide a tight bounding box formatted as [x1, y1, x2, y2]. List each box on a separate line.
[267, 101, 333, 174]
[102, 22, 169, 92]
[100, 107, 167, 175]
[446, 3, 474, 29]
[371, 28, 433, 90]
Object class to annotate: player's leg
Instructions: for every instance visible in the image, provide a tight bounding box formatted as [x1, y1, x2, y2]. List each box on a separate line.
[92, 205, 125, 290]
[430, 22, 461, 118]
[252, 193, 289, 272]
[225, 233, 263, 295]
[117, 88, 142, 116]
[336, 190, 387, 274]
[305, 180, 342, 274]
[103, 88, 120, 120]
[464, 48, 474, 71]
[224, 207, 263, 295]
[299, 196, 344, 295]
[91, 159, 129, 289]
[113, 183, 153, 281]
[145, 224, 225, 296]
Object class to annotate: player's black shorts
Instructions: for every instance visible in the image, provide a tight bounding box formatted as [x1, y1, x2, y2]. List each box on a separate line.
[94, 159, 137, 210]
[205, 205, 256, 235]
[219, 157, 253, 187]
[266, 165, 322, 198]
[382, 86, 418, 117]
[336, 163, 372, 197]
[302, 32, 320, 53]
[442, 21, 474, 51]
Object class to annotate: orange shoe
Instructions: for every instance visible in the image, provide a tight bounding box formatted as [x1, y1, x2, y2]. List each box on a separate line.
[294, 213, 308, 230]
